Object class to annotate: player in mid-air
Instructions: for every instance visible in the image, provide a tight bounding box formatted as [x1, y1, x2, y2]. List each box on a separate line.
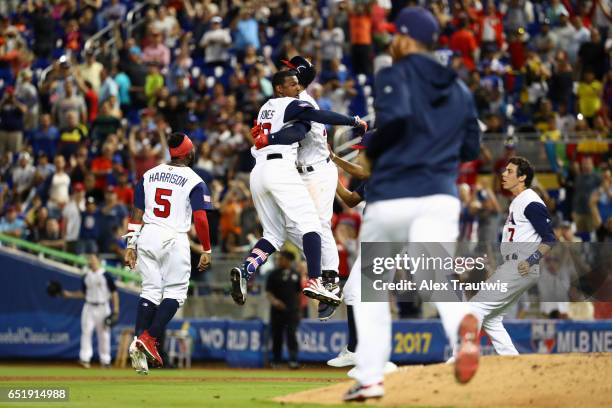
[229, 69, 367, 308]
[280, 56, 343, 321]
[123, 133, 213, 375]
[468, 157, 555, 353]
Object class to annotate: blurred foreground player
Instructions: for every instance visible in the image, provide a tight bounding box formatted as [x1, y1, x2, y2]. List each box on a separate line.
[124, 133, 213, 374]
[345, 7, 482, 401]
[327, 133, 397, 376]
[61, 254, 119, 368]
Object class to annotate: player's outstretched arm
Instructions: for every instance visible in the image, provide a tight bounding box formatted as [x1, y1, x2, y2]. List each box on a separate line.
[284, 99, 367, 132]
[252, 121, 311, 148]
[336, 180, 364, 208]
[329, 147, 370, 180]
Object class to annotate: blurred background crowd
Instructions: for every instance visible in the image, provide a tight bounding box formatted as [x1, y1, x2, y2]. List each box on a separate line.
[0, 0, 609, 319]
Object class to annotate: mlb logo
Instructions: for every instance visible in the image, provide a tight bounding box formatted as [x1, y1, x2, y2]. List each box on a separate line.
[531, 322, 557, 353]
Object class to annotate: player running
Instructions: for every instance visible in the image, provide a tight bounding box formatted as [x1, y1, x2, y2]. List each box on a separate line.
[229, 69, 367, 307]
[469, 157, 555, 353]
[123, 133, 213, 374]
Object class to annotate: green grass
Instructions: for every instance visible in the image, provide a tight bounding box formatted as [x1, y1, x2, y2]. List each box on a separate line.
[0, 365, 356, 408]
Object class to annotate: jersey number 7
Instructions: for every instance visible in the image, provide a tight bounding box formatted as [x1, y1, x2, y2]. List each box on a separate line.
[154, 188, 173, 218]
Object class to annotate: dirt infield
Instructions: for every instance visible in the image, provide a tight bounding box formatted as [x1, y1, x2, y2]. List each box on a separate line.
[276, 353, 612, 407]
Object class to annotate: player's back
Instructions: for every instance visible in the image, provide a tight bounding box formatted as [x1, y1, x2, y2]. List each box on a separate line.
[251, 97, 299, 162]
[142, 163, 203, 232]
[501, 189, 547, 257]
[296, 90, 328, 166]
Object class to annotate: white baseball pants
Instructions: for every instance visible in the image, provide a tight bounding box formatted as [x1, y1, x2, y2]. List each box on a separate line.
[79, 302, 111, 365]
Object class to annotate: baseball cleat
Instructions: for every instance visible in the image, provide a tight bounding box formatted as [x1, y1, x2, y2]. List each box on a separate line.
[79, 360, 91, 369]
[455, 313, 480, 384]
[129, 337, 149, 375]
[327, 347, 356, 367]
[303, 278, 341, 306]
[136, 330, 163, 367]
[230, 266, 247, 305]
[347, 361, 398, 377]
[343, 381, 384, 402]
[317, 302, 337, 321]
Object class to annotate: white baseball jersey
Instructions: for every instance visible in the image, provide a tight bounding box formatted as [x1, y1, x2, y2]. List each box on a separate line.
[251, 97, 303, 163]
[501, 189, 548, 257]
[82, 268, 116, 304]
[296, 90, 329, 166]
[141, 163, 208, 232]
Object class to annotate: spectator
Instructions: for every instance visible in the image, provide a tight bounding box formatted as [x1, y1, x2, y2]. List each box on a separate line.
[533, 19, 557, 64]
[29, 1, 55, 59]
[553, 12, 576, 55]
[578, 28, 606, 80]
[31, 113, 59, 158]
[578, 69, 604, 128]
[97, 187, 127, 253]
[12, 152, 35, 201]
[233, 7, 260, 54]
[573, 157, 602, 240]
[320, 17, 345, 70]
[546, 0, 570, 26]
[450, 14, 479, 71]
[15, 69, 39, 132]
[35, 152, 55, 181]
[102, 0, 127, 23]
[62, 182, 84, 253]
[37, 218, 65, 249]
[98, 67, 118, 109]
[47, 155, 71, 213]
[113, 66, 131, 114]
[113, 171, 133, 208]
[477, 1, 505, 52]
[142, 29, 171, 68]
[568, 15, 592, 64]
[0, 206, 25, 237]
[145, 63, 164, 107]
[0, 87, 26, 155]
[64, 18, 81, 53]
[52, 81, 87, 129]
[78, 49, 104, 92]
[591, 169, 612, 241]
[348, 1, 373, 76]
[78, 196, 100, 254]
[58, 111, 88, 161]
[199, 16, 231, 66]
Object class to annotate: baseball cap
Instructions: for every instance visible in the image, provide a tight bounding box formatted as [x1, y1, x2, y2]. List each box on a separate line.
[394, 7, 440, 46]
[351, 130, 374, 150]
[211, 16, 222, 24]
[129, 46, 142, 56]
[281, 56, 316, 87]
[73, 182, 85, 192]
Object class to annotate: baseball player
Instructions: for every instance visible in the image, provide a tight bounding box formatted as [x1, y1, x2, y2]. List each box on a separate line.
[61, 254, 119, 368]
[468, 157, 555, 354]
[344, 7, 482, 401]
[229, 69, 367, 308]
[326, 132, 397, 375]
[280, 56, 343, 321]
[123, 132, 213, 374]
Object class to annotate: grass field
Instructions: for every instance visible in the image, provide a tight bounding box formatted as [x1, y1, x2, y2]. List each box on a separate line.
[0, 364, 355, 408]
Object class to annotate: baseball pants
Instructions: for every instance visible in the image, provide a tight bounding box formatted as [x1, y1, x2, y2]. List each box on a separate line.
[287, 159, 339, 271]
[351, 195, 473, 386]
[79, 302, 111, 365]
[469, 260, 540, 355]
[250, 157, 321, 250]
[137, 223, 191, 306]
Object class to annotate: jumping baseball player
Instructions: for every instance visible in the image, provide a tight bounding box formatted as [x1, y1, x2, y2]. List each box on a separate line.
[468, 157, 555, 354]
[61, 254, 119, 368]
[229, 69, 367, 308]
[123, 132, 213, 374]
[345, 7, 482, 401]
[281, 56, 343, 321]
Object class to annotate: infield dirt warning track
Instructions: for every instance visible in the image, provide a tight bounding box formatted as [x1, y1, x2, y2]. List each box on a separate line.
[277, 353, 612, 408]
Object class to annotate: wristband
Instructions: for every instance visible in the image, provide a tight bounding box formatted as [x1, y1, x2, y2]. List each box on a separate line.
[526, 250, 543, 267]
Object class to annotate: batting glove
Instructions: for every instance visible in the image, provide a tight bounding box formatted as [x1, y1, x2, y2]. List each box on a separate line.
[251, 123, 269, 150]
[353, 116, 368, 135]
[121, 222, 143, 249]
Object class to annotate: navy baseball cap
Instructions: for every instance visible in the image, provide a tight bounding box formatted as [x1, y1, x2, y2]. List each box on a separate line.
[394, 7, 440, 46]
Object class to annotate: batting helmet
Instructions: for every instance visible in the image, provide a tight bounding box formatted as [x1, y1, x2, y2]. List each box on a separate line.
[281, 56, 316, 87]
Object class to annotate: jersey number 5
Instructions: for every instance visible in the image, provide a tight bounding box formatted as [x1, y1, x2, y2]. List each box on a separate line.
[154, 188, 172, 218]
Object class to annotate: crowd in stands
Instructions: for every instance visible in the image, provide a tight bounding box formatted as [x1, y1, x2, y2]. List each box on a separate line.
[0, 1, 609, 316]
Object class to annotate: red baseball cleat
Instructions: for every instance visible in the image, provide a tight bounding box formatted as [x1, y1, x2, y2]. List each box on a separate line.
[136, 330, 163, 367]
[455, 313, 480, 384]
